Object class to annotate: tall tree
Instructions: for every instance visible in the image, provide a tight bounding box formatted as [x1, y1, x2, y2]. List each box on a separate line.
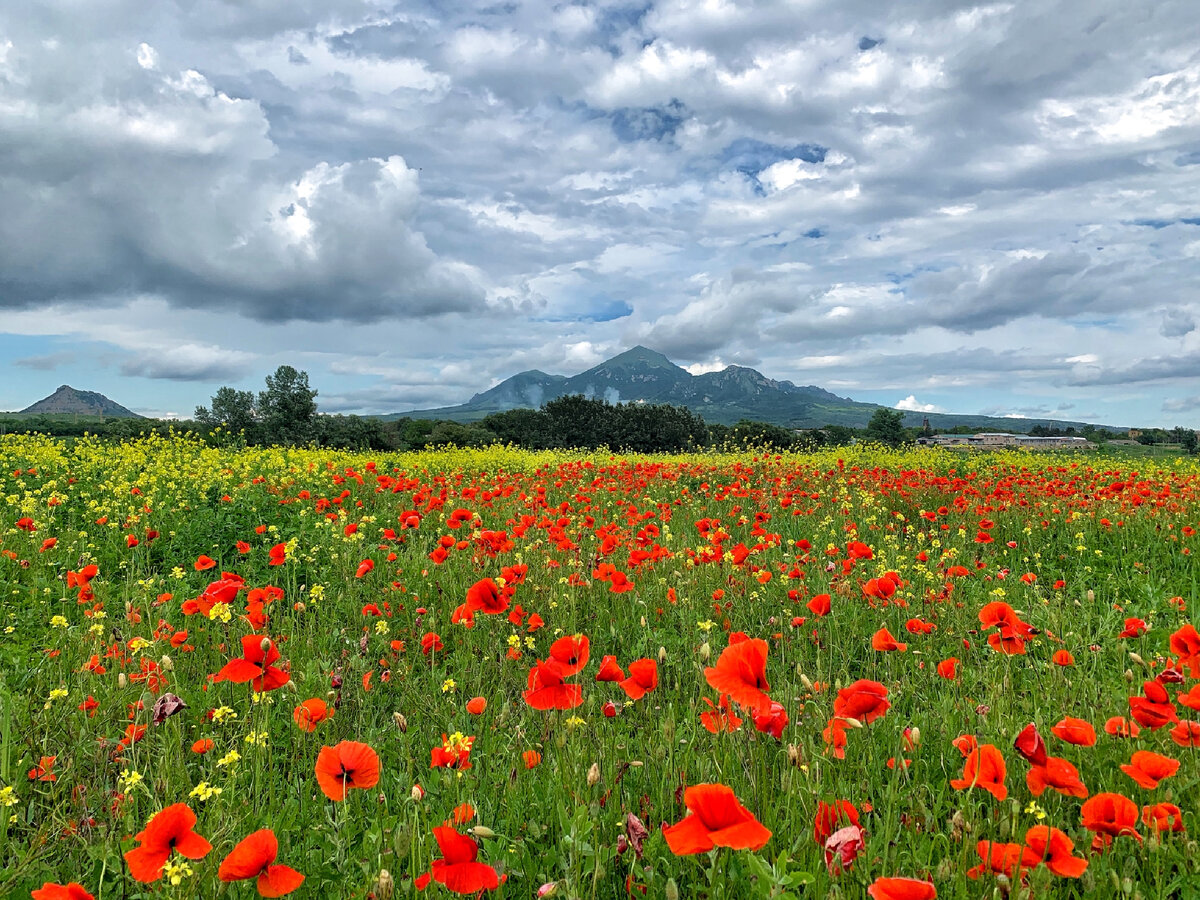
[195, 387, 258, 436]
[258, 366, 318, 445]
[864, 408, 906, 447]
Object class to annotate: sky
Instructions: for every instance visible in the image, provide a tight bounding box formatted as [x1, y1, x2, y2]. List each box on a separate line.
[2, 0, 1199, 427]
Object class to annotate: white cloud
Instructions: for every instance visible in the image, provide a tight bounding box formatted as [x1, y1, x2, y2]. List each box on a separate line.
[895, 395, 944, 413]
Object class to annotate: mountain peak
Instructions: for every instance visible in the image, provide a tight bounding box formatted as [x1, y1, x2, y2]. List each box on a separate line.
[597, 345, 681, 370]
[20, 385, 142, 418]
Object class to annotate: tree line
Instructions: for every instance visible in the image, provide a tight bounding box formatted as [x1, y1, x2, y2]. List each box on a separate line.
[7, 366, 1190, 454]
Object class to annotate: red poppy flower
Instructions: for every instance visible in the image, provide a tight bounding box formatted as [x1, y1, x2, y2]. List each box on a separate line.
[1052, 649, 1074, 666]
[595, 655, 625, 682]
[700, 694, 743, 733]
[1142, 802, 1184, 834]
[1020, 826, 1087, 877]
[950, 744, 1007, 801]
[1026, 756, 1088, 798]
[871, 628, 907, 652]
[936, 658, 959, 680]
[866, 876, 937, 899]
[1104, 716, 1141, 738]
[466, 696, 487, 716]
[832, 679, 890, 724]
[1081, 793, 1141, 851]
[967, 840, 1024, 880]
[1050, 717, 1096, 746]
[213, 636, 289, 692]
[192, 739, 214, 754]
[465, 578, 508, 615]
[421, 632, 444, 655]
[807, 594, 831, 617]
[268, 543, 286, 566]
[752, 701, 788, 739]
[548, 634, 589, 676]
[1013, 722, 1047, 765]
[218, 829, 305, 897]
[314, 741, 380, 801]
[1120, 750, 1179, 789]
[124, 804, 212, 882]
[523, 660, 584, 711]
[31, 884, 95, 900]
[1177, 684, 1200, 711]
[522, 750, 541, 769]
[430, 733, 475, 770]
[1129, 680, 1178, 729]
[704, 638, 772, 714]
[620, 658, 658, 701]
[293, 698, 331, 732]
[1170, 720, 1200, 747]
[824, 824, 866, 875]
[662, 783, 771, 855]
[423, 826, 501, 894]
[813, 799, 859, 845]
[1118, 617, 1148, 638]
[1169, 623, 1200, 677]
[27, 755, 57, 782]
[194, 555, 216, 571]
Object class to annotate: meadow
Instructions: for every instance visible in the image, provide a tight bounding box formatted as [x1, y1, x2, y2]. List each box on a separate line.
[2, 433, 1198, 899]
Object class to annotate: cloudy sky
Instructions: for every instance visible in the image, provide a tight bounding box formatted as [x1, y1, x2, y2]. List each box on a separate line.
[2, 0, 1199, 426]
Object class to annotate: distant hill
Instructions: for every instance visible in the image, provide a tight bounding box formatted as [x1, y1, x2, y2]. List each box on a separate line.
[391, 346, 1124, 433]
[18, 385, 142, 419]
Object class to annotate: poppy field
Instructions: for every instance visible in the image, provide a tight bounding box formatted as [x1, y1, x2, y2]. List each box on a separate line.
[3, 433, 1200, 899]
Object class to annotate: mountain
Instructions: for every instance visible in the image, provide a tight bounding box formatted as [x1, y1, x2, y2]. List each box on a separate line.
[18, 385, 143, 418]
[392, 346, 1122, 432]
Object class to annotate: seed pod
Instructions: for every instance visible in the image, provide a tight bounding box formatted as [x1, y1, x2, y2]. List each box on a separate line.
[698, 642, 711, 662]
[371, 869, 394, 900]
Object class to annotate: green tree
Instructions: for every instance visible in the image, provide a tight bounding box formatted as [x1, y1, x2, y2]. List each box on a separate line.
[864, 408, 906, 447]
[258, 366, 318, 445]
[195, 387, 258, 437]
[1171, 426, 1198, 454]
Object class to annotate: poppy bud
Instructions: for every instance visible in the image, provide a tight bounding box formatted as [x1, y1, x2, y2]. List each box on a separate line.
[587, 763, 600, 787]
[1129, 652, 1146, 667]
[160, 655, 173, 671]
[665, 878, 679, 900]
[1124, 668, 1134, 682]
[842, 717, 863, 729]
[639, 616, 646, 627]
[371, 869, 394, 900]
[934, 859, 956, 882]
[537, 884, 558, 898]
[294, 602, 306, 613]
[657, 646, 667, 663]
[470, 825, 496, 839]
[283, 679, 296, 691]
[411, 784, 424, 802]
[1109, 871, 1121, 892]
[786, 743, 804, 767]
[260, 638, 272, 653]
[698, 642, 711, 662]
[326, 690, 337, 700]
[393, 712, 408, 733]
[616, 835, 629, 855]
[800, 673, 814, 691]
[118, 673, 128, 689]
[602, 700, 617, 718]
